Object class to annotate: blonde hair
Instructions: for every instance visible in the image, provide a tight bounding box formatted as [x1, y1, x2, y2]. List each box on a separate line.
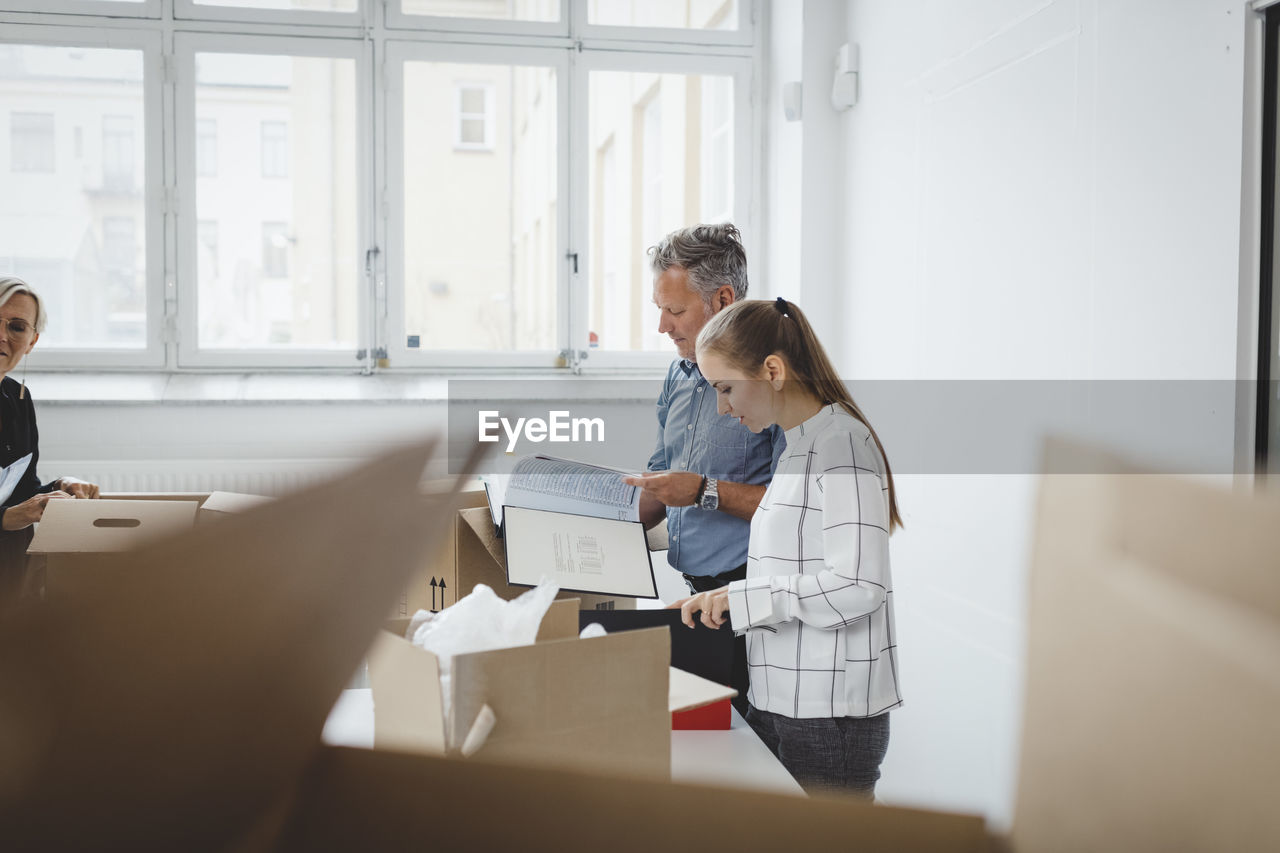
[0, 276, 48, 333]
[697, 298, 902, 531]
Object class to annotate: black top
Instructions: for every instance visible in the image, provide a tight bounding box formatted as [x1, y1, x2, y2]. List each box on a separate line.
[0, 376, 58, 580]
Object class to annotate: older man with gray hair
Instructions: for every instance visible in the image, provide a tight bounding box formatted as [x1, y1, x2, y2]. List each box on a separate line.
[624, 223, 784, 715]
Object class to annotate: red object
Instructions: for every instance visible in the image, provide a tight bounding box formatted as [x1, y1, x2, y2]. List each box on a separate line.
[672, 698, 731, 730]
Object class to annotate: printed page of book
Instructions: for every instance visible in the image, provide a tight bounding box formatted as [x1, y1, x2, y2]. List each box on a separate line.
[0, 452, 32, 505]
[503, 506, 657, 599]
[501, 455, 641, 523]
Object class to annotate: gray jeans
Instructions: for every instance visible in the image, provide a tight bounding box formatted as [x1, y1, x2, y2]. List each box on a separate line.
[745, 705, 890, 799]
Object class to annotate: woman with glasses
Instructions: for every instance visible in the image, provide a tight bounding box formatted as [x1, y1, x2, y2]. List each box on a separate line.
[0, 277, 99, 596]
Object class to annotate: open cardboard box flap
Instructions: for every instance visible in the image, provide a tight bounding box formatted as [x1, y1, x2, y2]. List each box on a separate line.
[201, 491, 274, 515]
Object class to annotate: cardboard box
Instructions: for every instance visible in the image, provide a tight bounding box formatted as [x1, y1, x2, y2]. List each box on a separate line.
[26, 498, 199, 596]
[579, 608, 736, 729]
[369, 599, 674, 779]
[0, 437, 993, 851]
[1011, 440, 1280, 852]
[452, 505, 637, 612]
[388, 486, 488, 619]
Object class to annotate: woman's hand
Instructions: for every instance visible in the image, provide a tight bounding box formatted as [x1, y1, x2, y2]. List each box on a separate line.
[56, 477, 100, 499]
[669, 585, 732, 629]
[2, 490, 71, 531]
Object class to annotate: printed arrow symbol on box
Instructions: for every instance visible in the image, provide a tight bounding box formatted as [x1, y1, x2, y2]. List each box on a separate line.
[430, 577, 438, 611]
[438, 578, 447, 610]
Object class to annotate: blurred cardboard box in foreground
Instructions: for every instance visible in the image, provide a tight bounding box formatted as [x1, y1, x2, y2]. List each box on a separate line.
[7, 437, 1274, 851]
[1011, 439, 1280, 851]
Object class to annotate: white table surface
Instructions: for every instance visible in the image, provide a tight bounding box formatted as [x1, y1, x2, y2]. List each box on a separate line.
[323, 688, 804, 796]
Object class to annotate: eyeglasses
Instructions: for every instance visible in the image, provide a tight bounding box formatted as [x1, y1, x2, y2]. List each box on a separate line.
[0, 318, 35, 338]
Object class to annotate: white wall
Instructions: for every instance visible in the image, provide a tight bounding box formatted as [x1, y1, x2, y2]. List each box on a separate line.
[802, 0, 1250, 830]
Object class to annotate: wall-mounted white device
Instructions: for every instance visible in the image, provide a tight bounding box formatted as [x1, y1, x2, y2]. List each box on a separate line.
[832, 43, 859, 111]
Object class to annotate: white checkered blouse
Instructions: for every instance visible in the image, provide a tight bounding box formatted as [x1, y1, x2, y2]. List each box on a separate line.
[727, 404, 903, 719]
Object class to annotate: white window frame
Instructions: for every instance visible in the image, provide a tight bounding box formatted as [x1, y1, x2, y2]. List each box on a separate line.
[569, 48, 756, 373]
[0, 0, 160, 18]
[174, 0, 363, 29]
[174, 31, 372, 369]
[386, 0, 570, 39]
[452, 81, 495, 151]
[0, 23, 165, 369]
[384, 39, 570, 369]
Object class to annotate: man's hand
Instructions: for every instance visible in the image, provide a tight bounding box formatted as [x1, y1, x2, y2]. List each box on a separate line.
[668, 586, 731, 629]
[57, 477, 100, 500]
[622, 470, 702, 507]
[2, 491, 71, 531]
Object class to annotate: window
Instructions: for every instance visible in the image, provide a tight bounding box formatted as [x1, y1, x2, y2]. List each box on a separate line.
[586, 68, 738, 356]
[189, 46, 356, 357]
[588, 0, 740, 31]
[197, 219, 218, 277]
[700, 75, 733, 223]
[192, 0, 356, 10]
[0, 40, 150, 355]
[10, 112, 55, 173]
[196, 118, 217, 177]
[400, 0, 558, 23]
[101, 216, 143, 343]
[262, 221, 289, 279]
[102, 114, 134, 191]
[399, 58, 555, 354]
[3, 5, 755, 370]
[454, 83, 494, 151]
[260, 120, 288, 179]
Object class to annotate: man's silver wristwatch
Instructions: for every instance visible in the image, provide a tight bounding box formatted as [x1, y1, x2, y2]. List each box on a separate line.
[699, 477, 719, 512]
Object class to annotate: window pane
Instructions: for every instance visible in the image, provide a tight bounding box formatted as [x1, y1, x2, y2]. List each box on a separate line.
[192, 0, 358, 12]
[0, 44, 147, 348]
[403, 61, 557, 351]
[102, 114, 135, 191]
[587, 70, 734, 352]
[588, 0, 737, 30]
[194, 52, 357, 350]
[196, 118, 217, 177]
[459, 87, 486, 115]
[401, 0, 559, 23]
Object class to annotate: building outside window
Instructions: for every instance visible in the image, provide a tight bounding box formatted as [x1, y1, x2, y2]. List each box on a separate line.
[262, 221, 289, 279]
[260, 119, 288, 179]
[102, 114, 134, 191]
[196, 118, 217, 178]
[454, 83, 494, 151]
[10, 112, 55, 173]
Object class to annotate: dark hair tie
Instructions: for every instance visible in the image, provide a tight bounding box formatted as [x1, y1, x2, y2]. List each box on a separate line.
[774, 296, 791, 318]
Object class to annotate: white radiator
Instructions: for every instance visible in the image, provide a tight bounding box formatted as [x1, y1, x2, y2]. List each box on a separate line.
[43, 458, 354, 497]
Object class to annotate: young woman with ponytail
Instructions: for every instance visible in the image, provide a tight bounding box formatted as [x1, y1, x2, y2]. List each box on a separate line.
[676, 296, 903, 798]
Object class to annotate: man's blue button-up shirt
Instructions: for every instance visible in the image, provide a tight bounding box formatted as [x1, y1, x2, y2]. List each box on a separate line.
[646, 359, 785, 577]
